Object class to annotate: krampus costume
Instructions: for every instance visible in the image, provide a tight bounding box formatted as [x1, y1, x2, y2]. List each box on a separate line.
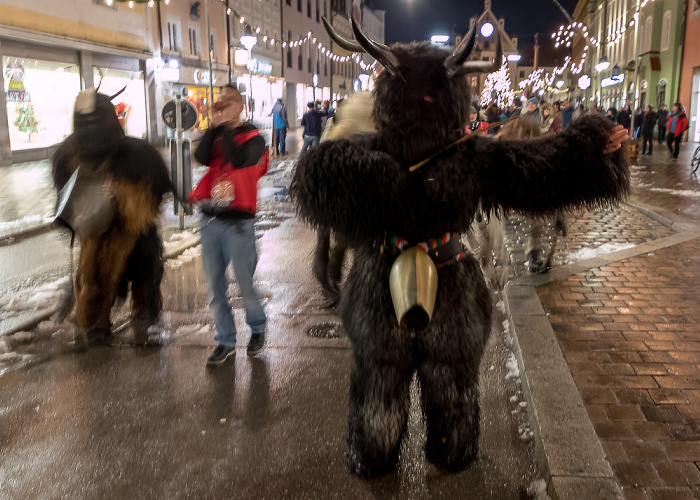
[52, 89, 173, 346]
[291, 17, 629, 477]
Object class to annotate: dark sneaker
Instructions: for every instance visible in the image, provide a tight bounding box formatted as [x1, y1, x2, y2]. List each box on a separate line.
[206, 345, 235, 366]
[247, 333, 265, 357]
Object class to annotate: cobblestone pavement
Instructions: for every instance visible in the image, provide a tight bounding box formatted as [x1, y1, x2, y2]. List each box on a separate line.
[497, 142, 700, 500]
[537, 240, 700, 500]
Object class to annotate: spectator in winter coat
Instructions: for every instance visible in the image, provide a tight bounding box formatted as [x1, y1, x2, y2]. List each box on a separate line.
[560, 99, 574, 129]
[299, 102, 323, 158]
[270, 97, 289, 155]
[506, 98, 522, 118]
[640, 104, 656, 155]
[666, 102, 689, 159]
[633, 107, 644, 139]
[539, 102, 563, 135]
[522, 97, 540, 123]
[656, 104, 669, 144]
[617, 102, 631, 134]
[468, 106, 489, 135]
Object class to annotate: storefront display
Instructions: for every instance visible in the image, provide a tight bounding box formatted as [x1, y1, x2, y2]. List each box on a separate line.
[3, 57, 80, 150]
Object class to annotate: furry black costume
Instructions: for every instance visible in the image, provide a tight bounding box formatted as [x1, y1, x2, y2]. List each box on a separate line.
[291, 18, 629, 477]
[52, 90, 173, 345]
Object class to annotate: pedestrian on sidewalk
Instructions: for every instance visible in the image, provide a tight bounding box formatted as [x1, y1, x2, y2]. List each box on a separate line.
[270, 97, 289, 155]
[640, 105, 656, 155]
[299, 102, 323, 158]
[666, 102, 688, 160]
[656, 103, 668, 144]
[616, 101, 631, 136]
[187, 84, 268, 366]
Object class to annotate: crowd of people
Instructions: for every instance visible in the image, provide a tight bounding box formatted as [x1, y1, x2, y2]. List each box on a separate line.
[471, 96, 688, 160]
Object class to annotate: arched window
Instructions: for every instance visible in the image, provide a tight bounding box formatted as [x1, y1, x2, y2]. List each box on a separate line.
[660, 11, 671, 51]
[643, 15, 653, 53]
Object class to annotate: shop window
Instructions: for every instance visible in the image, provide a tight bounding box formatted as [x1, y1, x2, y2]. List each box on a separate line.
[660, 11, 671, 51]
[3, 56, 82, 150]
[167, 19, 182, 53]
[188, 27, 201, 57]
[519, 70, 525, 78]
[307, 0, 311, 17]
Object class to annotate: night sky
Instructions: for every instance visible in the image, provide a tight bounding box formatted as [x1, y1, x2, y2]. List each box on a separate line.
[372, 0, 580, 60]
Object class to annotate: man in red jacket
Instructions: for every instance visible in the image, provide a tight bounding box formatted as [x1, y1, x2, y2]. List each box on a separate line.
[188, 84, 268, 366]
[666, 101, 688, 159]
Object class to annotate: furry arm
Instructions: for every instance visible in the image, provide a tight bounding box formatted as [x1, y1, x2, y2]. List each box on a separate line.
[474, 114, 630, 216]
[290, 133, 402, 245]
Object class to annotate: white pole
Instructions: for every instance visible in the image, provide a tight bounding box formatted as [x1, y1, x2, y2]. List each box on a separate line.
[629, 0, 641, 135]
[205, 0, 214, 123]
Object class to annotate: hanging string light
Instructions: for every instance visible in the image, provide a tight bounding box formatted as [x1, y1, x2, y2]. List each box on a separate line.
[108, 0, 375, 70]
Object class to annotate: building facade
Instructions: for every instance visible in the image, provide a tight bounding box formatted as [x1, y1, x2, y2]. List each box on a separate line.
[583, 0, 686, 115]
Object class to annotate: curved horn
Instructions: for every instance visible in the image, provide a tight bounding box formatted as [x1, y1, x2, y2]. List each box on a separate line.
[454, 31, 503, 76]
[109, 83, 129, 101]
[322, 16, 364, 53]
[350, 14, 402, 78]
[444, 20, 477, 77]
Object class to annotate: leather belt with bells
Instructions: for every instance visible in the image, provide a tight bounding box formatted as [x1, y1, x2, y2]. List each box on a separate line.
[427, 236, 465, 266]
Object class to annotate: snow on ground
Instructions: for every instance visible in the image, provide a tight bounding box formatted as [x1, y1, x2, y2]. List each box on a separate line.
[651, 187, 700, 198]
[565, 242, 635, 263]
[0, 214, 54, 233]
[505, 352, 520, 380]
[164, 246, 202, 269]
[0, 276, 69, 314]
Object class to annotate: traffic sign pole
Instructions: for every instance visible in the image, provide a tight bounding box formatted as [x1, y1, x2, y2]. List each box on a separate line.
[175, 94, 184, 230]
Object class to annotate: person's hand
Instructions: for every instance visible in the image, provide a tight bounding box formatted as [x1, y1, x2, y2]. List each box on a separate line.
[604, 125, 628, 154]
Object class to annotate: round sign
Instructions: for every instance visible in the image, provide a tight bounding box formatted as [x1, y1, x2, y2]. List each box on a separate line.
[162, 99, 198, 130]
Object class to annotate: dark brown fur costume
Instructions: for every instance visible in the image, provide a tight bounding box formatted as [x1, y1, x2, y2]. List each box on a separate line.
[52, 92, 173, 341]
[291, 24, 629, 477]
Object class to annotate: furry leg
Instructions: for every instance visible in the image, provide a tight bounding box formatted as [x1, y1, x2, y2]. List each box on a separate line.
[75, 225, 138, 339]
[327, 234, 347, 292]
[418, 363, 480, 471]
[312, 227, 333, 293]
[346, 359, 413, 477]
[128, 224, 164, 325]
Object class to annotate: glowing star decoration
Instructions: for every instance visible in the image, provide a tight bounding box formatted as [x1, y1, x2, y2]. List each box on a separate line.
[480, 57, 514, 109]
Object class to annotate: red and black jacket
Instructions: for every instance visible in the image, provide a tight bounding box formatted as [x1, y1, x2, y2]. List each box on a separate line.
[188, 122, 268, 219]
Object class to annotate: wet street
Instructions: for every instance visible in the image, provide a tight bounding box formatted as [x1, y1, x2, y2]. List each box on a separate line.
[0, 150, 540, 499]
[1, 139, 700, 499]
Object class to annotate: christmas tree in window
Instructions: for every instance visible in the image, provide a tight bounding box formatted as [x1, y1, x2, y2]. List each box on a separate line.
[13, 103, 40, 142]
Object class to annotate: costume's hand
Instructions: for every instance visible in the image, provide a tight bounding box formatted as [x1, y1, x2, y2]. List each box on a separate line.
[604, 125, 628, 154]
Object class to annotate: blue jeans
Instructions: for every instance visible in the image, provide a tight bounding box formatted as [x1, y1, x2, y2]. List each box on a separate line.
[298, 135, 320, 158]
[274, 127, 287, 154]
[200, 217, 266, 347]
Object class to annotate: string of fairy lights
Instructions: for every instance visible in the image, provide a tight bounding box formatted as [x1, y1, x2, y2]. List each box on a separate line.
[107, 0, 376, 71]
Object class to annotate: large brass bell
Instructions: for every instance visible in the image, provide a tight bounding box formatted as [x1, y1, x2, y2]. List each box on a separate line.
[389, 246, 438, 331]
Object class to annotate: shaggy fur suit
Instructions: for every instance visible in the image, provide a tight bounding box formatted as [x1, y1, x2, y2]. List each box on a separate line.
[52, 91, 173, 341]
[291, 40, 629, 477]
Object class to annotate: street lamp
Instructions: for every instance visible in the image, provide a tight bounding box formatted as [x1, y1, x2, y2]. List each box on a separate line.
[240, 25, 257, 119]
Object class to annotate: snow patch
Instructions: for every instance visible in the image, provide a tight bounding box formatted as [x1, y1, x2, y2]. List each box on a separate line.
[505, 353, 520, 380]
[0, 276, 70, 314]
[565, 242, 635, 263]
[650, 187, 700, 198]
[496, 300, 506, 314]
[527, 479, 550, 500]
[11, 331, 34, 343]
[0, 214, 54, 233]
